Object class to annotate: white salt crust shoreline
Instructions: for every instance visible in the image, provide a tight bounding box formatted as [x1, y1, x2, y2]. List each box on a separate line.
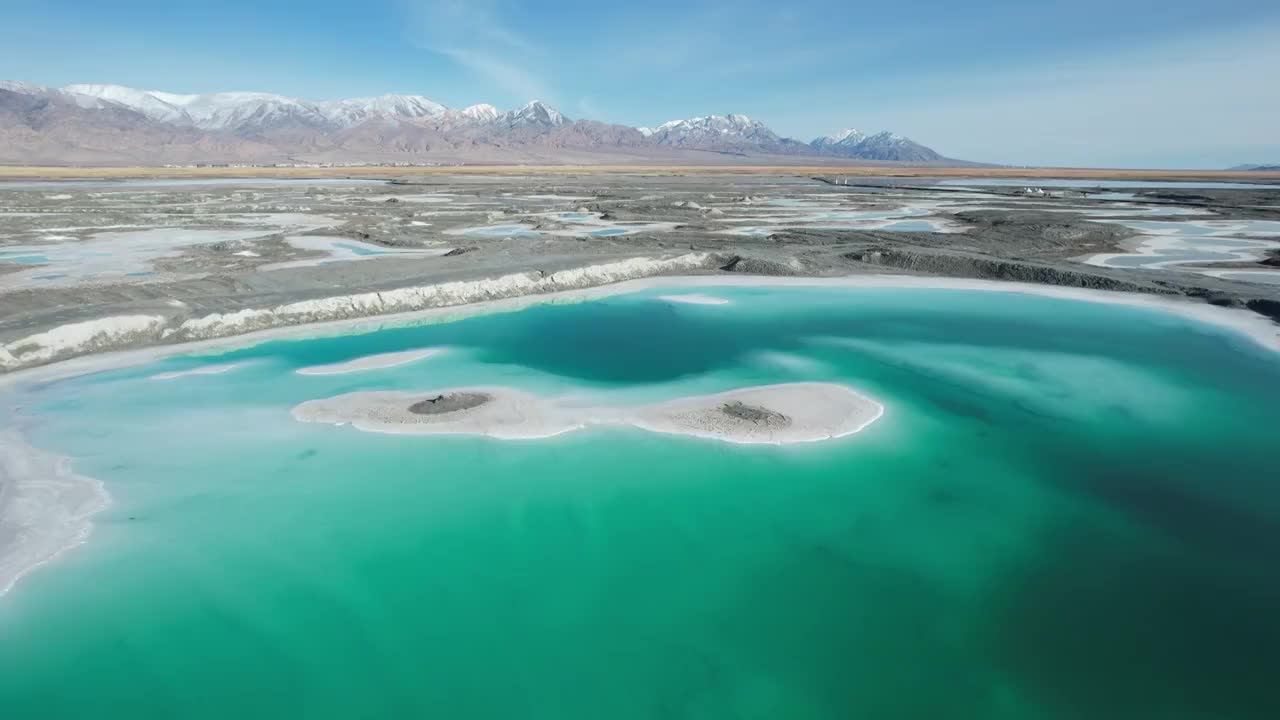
[295, 348, 444, 376]
[150, 361, 246, 381]
[2, 273, 1278, 598]
[292, 383, 885, 446]
[657, 294, 731, 305]
[0, 430, 109, 597]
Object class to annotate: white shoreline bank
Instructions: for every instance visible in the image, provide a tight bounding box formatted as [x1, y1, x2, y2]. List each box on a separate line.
[1, 273, 1278, 598]
[292, 382, 885, 446]
[0, 430, 109, 597]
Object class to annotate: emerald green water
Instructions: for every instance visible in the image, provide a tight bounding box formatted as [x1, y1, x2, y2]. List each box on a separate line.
[3, 285, 1279, 719]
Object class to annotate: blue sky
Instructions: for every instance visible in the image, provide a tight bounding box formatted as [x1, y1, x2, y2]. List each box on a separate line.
[2, 0, 1278, 168]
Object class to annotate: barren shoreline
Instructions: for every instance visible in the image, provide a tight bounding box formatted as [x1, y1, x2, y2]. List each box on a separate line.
[3, 274, 1278, 391]
[5, 265, 1280, 376]
[6, 174, 1280, 373]
[3, 165, 1280, 182]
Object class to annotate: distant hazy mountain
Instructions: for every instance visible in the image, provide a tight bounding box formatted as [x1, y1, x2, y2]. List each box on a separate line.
[318, 95, 448, 128]
[1229, 164, 1280, 172]
[497, 101, 569, 129]
[810, 128, 944, 162]
[644, 114, 809, 155]
[810, 128, 867, 152]
[0, 80, 965, 166]
[0, 81, 276, 164]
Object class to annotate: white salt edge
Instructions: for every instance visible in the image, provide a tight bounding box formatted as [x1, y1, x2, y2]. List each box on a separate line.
[657, 294, 731, 305]
[295, 348, 444, 376]
[0, 430, 110, 597]
[150, 361, 246, 381]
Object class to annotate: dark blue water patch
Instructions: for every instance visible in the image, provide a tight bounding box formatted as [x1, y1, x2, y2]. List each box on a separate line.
[32, 273, 66, 280]
[125, 272, 155, 277]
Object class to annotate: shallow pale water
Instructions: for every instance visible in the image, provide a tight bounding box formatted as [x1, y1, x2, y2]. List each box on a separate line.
[0, 253, 51, 265]
[1207, 270, 1280, 285]
[1, 226, 309, 288]
[452, 223, 540, 238]
[1087, 219, 1280, 272]
[3, 285, 1280, 719]
[0, 178, 390, 191]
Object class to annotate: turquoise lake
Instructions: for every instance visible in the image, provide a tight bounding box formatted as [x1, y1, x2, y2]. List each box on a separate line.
[2, 284, 1279, 719]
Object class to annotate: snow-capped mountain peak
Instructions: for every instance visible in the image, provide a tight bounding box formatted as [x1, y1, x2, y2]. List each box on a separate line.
[811, 128, 869, 151]
[656, 114, 764, 135]
[4, 81, 105, 112]
[317, 95, 447, 127]
[832, 128, 866, 144]
[4, 78, 956, 164]
[643, 113, 811, 154]
[459, 103, 500, 122]
[436, 103, 502, 128]
[53, 83, 578, 134]
[64, 84, 317, 130]
[160, 92, 312, 130]
[502, 101, 568, 127]
[810, 127, 942, 162]
[64, 83, 194, 123]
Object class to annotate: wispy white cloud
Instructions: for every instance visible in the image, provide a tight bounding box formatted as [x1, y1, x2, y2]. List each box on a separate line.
[392, 1, 1275, 167]
[594, 0, 943, 89]
[436, 46, 552, 104]
[767, 23, 1280, 167]
[400, 0, 553, 104]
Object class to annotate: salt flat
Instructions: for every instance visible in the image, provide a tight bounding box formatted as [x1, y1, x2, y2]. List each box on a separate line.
[2, 172, 1280, 372]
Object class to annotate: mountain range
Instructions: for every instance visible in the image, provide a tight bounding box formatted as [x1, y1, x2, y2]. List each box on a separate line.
[0, 81, 963, 166]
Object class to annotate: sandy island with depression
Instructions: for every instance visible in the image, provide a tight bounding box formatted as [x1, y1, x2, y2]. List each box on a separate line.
[292, 382, 884, 445]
